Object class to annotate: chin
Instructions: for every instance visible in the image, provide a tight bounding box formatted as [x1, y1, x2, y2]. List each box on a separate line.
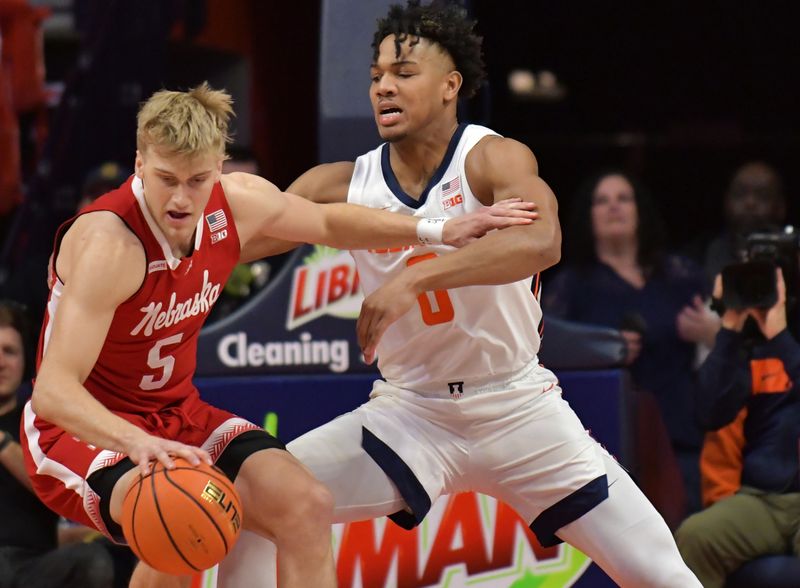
[378, 127, 408, 143]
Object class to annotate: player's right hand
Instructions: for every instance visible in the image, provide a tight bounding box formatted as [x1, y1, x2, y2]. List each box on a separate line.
[442, 197, 537, 247]
[123, 430, 213, 476]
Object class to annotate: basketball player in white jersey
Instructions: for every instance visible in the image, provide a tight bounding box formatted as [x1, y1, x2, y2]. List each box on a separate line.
[265, 2, 701, 586]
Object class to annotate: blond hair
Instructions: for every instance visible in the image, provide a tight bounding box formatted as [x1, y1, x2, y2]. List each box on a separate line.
[136, 82, 234, 158]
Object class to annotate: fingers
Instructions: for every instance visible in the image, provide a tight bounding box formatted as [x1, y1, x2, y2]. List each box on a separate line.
[170, 445, 204, 467]
[154, 447, 175, 470]
[137, 457, 152, 477]
[491, 197, 537, 210]
[776, 267, 786, 302]
[712, 274, 723, 299]
[130, 438, 211, 475]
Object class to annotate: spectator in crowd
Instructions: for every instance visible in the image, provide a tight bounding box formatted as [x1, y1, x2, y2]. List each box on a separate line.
[676, 161, 787, 386]
[543, 169, 707, 517]
[703, 161, 787, 287]
[0, 300, 114, 588]
[675, 270, 800, 587]
[76, 162, 130, 212]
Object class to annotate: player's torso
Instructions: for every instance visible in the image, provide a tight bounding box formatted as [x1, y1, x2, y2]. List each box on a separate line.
[41, 177, 240, 414]
[348, 124, 542, 392]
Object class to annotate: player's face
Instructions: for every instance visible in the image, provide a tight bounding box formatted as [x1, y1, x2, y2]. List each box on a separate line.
[591, 175, 639, 243]
[0, 326, 24, 402]
[370, 35, 460, 141]
[135, 147, 223, 252]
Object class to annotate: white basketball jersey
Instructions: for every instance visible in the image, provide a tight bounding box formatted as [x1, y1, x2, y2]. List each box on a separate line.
[349, 124, 543, 392]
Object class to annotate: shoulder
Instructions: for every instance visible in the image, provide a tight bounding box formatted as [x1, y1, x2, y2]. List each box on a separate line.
[220, 171, 283, 216]
[64, 211, 144, 258]
[58, 212, 145, 300]
[221, 171, 279, 195]
[466, 135, 539, 179]
[287, 161, 355, 203]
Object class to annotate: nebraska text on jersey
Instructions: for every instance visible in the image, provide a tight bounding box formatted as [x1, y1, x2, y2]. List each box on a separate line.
[131, 269, 222, 337]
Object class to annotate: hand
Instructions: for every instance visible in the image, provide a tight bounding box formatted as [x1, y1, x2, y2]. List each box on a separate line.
[712, 274, 750, 332]
[676, 295, 721, 346]
[122, 429, 212, 476]
[749, 267, 788, 340]
[620, 329, 642, 365]
[357, 273, 419, 364]
[442, 198, 537, 248]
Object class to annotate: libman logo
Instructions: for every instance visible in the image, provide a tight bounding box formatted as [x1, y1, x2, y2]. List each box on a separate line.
[287, 246, 363, 330]
[332, 493, 591, 588]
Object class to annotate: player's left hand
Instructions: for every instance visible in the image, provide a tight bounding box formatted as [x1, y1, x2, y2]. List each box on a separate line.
[357, 274, 418, 364]
[442, 198, 537, 248]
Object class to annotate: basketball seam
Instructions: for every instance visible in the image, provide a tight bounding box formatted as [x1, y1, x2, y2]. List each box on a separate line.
[129, 477, 149, 568]
[162, 467, 232, 554]
[151, 464, 202, 573]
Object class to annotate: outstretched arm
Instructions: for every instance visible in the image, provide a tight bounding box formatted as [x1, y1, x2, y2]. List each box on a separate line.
[357, 137, 559, 361]
[32, 214, 211, 475]
[228, 167, 537, 262]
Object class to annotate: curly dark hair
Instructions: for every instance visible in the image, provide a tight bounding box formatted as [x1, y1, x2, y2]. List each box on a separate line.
[372, 0, 486, 98]
[566, 169, 667, 276]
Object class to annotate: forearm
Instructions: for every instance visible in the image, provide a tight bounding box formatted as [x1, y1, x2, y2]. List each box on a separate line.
[0, 434, 33, 490]
[319, 203, 420, 249]
[404, 226, 558, 291]
[695, 328, 752, 429]
[32, 378, 145, 453]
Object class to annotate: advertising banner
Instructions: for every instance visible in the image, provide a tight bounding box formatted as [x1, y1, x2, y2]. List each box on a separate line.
[197, 244, 374, 376]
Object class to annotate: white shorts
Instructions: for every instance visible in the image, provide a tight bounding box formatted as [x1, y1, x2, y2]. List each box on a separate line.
[289, 361, 609, 547]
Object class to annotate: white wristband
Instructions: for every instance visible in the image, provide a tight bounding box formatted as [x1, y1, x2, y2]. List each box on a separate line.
[416, 217, 447, 245]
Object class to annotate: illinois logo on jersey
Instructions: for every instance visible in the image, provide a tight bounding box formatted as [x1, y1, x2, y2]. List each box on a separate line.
[441, 176, 463, 210]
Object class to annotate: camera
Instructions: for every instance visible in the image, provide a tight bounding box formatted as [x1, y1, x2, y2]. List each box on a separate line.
[721, 226, 799, 311]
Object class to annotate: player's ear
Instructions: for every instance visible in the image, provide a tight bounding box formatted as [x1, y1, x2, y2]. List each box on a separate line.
[444, 70, 462, 102]
[134, 150, 144, 178]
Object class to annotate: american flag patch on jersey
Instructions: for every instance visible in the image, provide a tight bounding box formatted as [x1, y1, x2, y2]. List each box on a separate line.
[206, 210, 227, 232]
[441, 176, 461, 197]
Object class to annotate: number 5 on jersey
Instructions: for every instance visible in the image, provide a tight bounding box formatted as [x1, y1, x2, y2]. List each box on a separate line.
[139, 333, 183, 390]
[406, 253, 454, 325]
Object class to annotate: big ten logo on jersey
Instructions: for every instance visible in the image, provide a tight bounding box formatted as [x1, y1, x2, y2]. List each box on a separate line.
[210, 228, 228, 244]
[332, 492, 591, 588]
[287, 245, 363, 330]
[441, 175, 463, 211]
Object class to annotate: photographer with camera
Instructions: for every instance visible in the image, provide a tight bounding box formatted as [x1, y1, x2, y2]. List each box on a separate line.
[675, 252, 800, 587]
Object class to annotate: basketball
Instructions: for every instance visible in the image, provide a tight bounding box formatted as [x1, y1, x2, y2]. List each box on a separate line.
[121, 458, 243, 575]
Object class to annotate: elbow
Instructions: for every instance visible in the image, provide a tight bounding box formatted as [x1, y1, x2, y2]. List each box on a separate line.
[526, 236, 561, 273]
[543, 242, 561, 269]
[30, 379, 59, 424]
[30, 386, 49, 421]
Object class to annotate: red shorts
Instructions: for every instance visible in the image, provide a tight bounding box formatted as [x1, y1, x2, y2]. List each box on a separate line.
[20, 393, 262, 540]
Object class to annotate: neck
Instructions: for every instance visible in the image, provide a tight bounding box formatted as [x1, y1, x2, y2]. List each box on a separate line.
[595, 238, 639, 268]
[389, 119, 459, 194]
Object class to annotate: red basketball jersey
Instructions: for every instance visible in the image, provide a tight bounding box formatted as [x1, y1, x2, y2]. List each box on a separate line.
[36, 176, 240, 421]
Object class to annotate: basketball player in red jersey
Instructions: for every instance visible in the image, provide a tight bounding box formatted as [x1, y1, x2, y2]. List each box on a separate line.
[19, 83, 536, 588]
